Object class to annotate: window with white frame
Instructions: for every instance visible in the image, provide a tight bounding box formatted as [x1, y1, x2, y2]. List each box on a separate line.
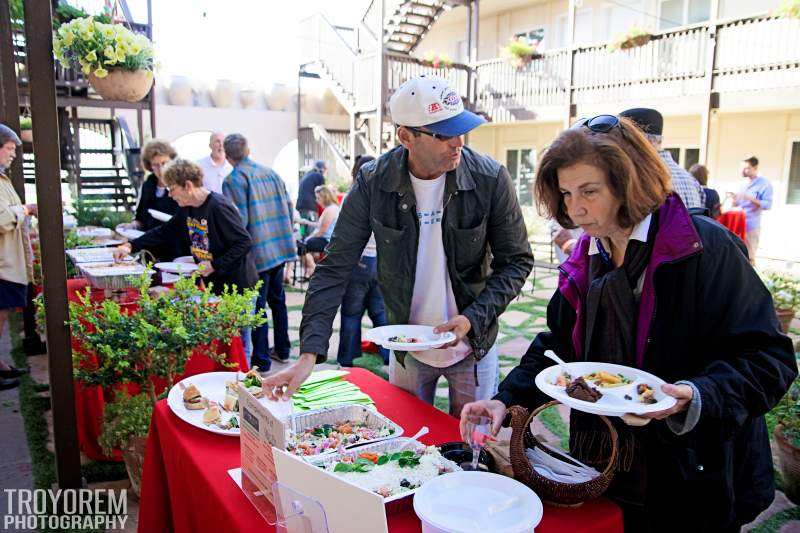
[506, 148, 536, 206]
[658, 0, 711, 30]
[555, 9, 593, 47]
[663, 146, 700, 170]
[787, 141, 800, 205]
[514, 28, 545, 47]
[601, 0, 644, 42]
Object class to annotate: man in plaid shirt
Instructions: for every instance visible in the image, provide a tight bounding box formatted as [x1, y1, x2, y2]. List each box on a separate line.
[621, 108, 705, 210]
[223, 134, 296, 370]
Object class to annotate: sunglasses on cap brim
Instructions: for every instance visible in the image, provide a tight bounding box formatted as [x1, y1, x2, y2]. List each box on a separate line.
[402, 126, 458, 142]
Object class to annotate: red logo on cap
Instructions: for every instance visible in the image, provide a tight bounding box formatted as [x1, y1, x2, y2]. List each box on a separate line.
[427, 102, 442, 114]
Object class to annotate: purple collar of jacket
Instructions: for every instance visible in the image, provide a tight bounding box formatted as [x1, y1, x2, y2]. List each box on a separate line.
[558, 193, 703, 367]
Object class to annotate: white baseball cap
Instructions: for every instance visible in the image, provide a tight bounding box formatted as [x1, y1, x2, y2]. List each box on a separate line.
[388, 75, 485, 137]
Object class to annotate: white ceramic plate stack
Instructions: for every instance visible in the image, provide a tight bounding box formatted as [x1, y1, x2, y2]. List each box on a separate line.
[76, 226, 114, 239]
[414, 471, 543, 533]
[365, 325, 456, 352]
[535, 361, 677, 417]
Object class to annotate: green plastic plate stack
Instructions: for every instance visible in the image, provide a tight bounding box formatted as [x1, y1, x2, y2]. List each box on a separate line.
[292, 370, 375, 411]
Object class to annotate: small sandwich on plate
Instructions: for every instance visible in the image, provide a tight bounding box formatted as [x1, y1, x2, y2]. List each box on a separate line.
[183, 383, 205, 410]
[241, 367, 264, 398]
[222, 381, 239, 412]
[202, 405, 221, 426]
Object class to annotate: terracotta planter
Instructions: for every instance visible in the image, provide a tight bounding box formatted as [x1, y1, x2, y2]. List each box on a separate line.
[121, 435, 148, 499]
[210, 80, 235, 108]
[776, 308, 796, 333]
[775, 425, 800, 504]
[267, 83, 292, 111]
[20, 130, 33, 143]
[89, 69, 154, 103]
[167, 76, 193, 106]
[620, 34, 652, 50]
[239, 89, 260, 108]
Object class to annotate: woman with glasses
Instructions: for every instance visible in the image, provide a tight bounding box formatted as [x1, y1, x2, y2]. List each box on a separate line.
[301, 185, 339, 278]
[131, 140, 179, 232]
[460, 115, 796, 532]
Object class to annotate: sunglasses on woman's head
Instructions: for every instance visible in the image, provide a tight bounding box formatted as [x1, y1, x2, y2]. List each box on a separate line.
[571, 114, 622, 133]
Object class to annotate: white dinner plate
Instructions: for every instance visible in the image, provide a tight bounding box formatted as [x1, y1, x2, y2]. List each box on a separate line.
[76, 226, 113, 238]
[167, 371, 292, 437]
[115, 224, 144, 240]
[364, 325, 456, 352]
[535, 361, 677, 417]
[148, 208, 173, 222]
[414, 471, 543, 533]
[154, 262, 199, 274]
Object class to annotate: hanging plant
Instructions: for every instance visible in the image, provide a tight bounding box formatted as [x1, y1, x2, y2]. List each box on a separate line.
[53, 17, 155, 102]
[501, 36, 541, 70]
[421, 51, 453, 69]
[607, 26, 652, 52]
[19, 116, 32, 143]
[776, 0, 800, 19]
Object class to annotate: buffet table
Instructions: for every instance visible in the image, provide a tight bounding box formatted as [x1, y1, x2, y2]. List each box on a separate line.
[717, 210, 747, 242]
[138, 368, 623, 533]
[66, 278, 248, 461]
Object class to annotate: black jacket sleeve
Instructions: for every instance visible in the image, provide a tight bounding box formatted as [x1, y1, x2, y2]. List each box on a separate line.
[134, 175, 153, 225]
[299, 171, 372, 361]
[461, 166, 534, 344]
[208, 197, 252, 275]
[130, 209, 187, 256]
[688, 225, 796, 437]
[494, 289, 578, 409]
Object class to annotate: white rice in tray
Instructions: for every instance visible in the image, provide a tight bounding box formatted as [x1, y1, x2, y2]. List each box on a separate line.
[320, 445, 460, 499]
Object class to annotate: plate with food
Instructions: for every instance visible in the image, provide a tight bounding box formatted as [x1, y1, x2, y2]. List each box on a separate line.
[535, 361, 677, 417]
[154, 262, 199, 274]
[115, 224, 144, 240]
[364, 325, 456, 352]
[166, 368, 291, 436]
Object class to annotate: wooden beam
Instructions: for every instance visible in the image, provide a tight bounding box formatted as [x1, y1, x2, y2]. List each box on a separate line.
[0, 0, 25, 200]
[564, 0, 578, 130]
[23, 0, 81, 490]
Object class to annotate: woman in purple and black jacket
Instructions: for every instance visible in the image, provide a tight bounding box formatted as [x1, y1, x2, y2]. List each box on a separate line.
[461, 115, 796, 532]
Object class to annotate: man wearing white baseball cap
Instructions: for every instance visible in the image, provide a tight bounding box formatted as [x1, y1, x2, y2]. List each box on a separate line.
[264, 75, 533, 417]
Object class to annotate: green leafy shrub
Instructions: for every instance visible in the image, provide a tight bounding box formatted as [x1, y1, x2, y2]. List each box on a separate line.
[98, 392, 152, 456]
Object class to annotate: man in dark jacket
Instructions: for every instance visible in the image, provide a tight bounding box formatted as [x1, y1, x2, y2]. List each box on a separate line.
[296, 160, 326, 237]
[264, 75, 534, 416]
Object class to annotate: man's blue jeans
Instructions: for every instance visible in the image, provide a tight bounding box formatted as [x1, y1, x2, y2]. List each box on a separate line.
[250, 263, 291, 370]
[337, 256, 389, 366]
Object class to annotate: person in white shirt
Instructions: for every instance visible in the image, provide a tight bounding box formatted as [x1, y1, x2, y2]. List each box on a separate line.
[263, 76, 534, 417]
[196, 132, 232, 194]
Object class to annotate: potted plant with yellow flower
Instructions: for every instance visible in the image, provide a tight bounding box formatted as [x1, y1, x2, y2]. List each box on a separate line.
[607, 25, 653, 52]
[501, 36, 541, 70]
[53, 17, 154, 102]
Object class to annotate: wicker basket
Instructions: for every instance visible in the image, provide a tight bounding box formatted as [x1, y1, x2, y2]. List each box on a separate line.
[507, 402, 618, 506]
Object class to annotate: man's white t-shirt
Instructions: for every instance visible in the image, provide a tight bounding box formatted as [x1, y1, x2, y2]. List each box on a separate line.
[408, 172, 471, 368]
[197, 155, 233, 194]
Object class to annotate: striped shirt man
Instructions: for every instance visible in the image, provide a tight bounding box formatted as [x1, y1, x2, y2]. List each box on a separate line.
[223, 157, 295, 273]
[659, 150, 705, 210]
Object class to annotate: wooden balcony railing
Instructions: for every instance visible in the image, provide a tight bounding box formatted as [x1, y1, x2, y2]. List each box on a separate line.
[385, 52, 472, 107]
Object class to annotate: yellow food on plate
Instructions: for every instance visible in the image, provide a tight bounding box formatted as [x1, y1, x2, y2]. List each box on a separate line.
[583, 370, 632, 388]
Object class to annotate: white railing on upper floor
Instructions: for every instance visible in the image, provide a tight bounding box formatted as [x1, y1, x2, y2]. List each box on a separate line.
[385, 52, 472, 109]
[299, 13, 359, 107]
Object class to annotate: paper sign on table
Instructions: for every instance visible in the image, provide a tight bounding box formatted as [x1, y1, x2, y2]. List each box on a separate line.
[273, 448, 388, 533]
[238, 383, 287, 505]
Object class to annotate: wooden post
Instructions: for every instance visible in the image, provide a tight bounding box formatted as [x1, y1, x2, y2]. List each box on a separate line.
[564, 0, 577, 130]
[375, 0, 386, 153]
[23, 0, 81, 490]
[0, 0, 25, 200]
[146, 0, 156, 137]
[699, 0, 720, 166]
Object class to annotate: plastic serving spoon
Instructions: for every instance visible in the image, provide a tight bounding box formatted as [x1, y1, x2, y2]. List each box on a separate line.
[399, 426, 430, 451]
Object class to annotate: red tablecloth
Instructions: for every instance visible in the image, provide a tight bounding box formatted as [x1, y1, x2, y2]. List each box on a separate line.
[138, 368, 623, 533]
[66, 278, 248, 461]
[717, 210, 747, 242]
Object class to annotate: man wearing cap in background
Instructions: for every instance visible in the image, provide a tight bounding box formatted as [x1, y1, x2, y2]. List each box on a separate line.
[264, 75, 534, 417]
[296, 160, 326, 238]
[620, 108, 705, 210]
